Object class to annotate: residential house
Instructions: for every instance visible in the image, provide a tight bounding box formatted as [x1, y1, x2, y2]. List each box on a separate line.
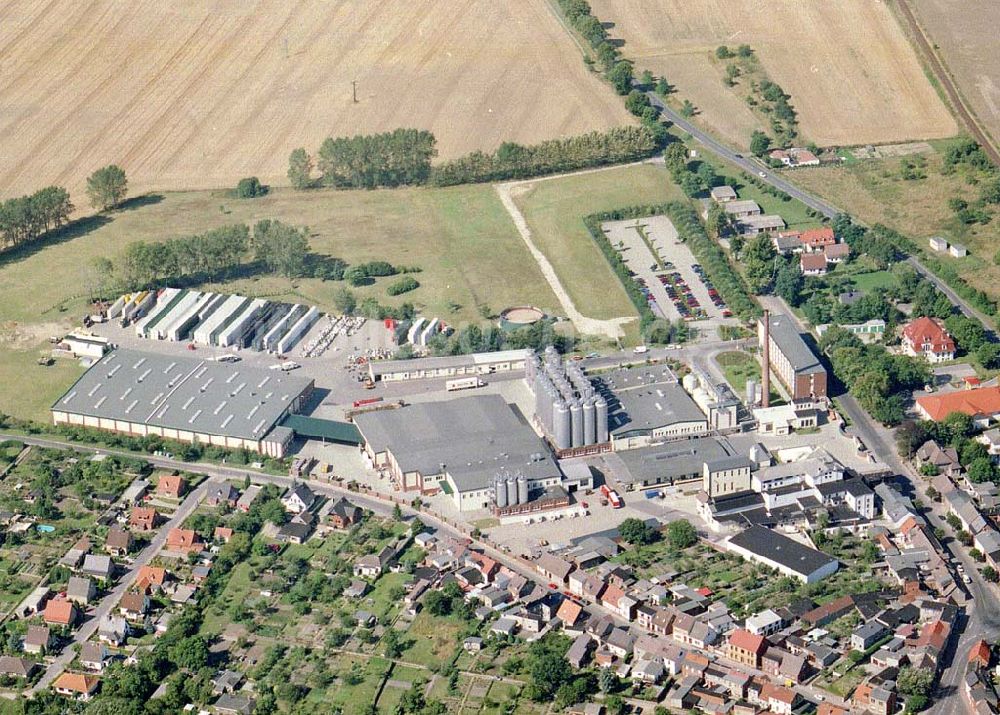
[156, 475, 186, 499]
[800, 253, 828, 276]
[568, 571, 605, 602]
[601, 584, 637, 621]
[206, 483, 239, 508]
[534, 554, 574, 585]
[165, 528, 200, 553]
[672, 613, 717, 649]
[53, 672, 100, 701]
[902, 317, 956, 363]
[328, 497, 363, 529]
[104, 526, 132, 557]
[604, 628, 636, 659]
[770, 147, 820, 167]
[722, 200, 761, 220]
[556, 599, 584, 628]
[235, 484, 262, 512]
[798, 227, 836, 251]
[81, 554, 114, 582]
[853, 683, 896, 715]
[214, 526, 234, 543]
[824, 243, 850, 263]
[79, 642, 109, 672]
[916, 440, 963, 477]
[277, 511, 315, 545]
[760, 682, 798, 715]
[129, 506, 158, 532]
[23, 625, 51, 655]
[214, 694, 256, 715]
[726, 629, 768, 669]
[916, 384, 1000, 424]
[745, 609, 784, 636]
[135, 565, 167, 593]
[281, 482, 316, 513]
[566, 634, 594, 669]
[211, 669, 245, 695]
[66, 576, 97, 606]
[98, 615, 128, 646]
[0, 656, 37, 679]
[43, 599, 78, 628]
[851, 621, 889, 651]
[946, 490, 988, 534]
[119, 590, 149, 622]
[354, 545, 394, 578]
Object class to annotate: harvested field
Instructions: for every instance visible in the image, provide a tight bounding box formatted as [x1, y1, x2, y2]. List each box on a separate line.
[588, 0, 956, 148]
[0, 0, 632, 201]
[907, 0, 1000, 150]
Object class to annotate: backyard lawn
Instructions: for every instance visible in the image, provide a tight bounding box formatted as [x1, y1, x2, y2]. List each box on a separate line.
[715, 350, 783, 405]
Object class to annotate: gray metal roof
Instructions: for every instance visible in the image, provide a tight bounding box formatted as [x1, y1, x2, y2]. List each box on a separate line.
[353, 394, 559, 492]
[728, 525, 837, 577]
[762, 313, 826, 376]
[614, 437, 737, 485]
[368, 349, 529, 378]
[604, 378, 707, 437]
[53, 349, 313, 441]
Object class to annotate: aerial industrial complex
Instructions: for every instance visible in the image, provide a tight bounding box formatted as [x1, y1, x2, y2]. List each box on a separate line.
[51, 348, 314, 457]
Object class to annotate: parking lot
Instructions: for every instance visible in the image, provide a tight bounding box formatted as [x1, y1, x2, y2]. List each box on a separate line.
[603, 216, 739, 335]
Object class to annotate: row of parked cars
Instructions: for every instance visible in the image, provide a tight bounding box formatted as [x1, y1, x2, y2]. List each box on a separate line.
[692, 263, 733, 318]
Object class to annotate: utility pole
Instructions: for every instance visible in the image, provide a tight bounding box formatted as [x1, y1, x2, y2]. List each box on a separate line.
[352, 80, 358, 103]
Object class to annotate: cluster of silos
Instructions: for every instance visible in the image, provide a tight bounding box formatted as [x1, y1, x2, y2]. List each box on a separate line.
[492, 469, 529, 509]
[526, 348, 609, 451]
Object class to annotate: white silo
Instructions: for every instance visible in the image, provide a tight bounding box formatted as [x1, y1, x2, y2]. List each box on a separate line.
[554, 400, 572, 450]
[682, 373, 698, 392]
[494, 476, 508, 508]
[517, 475, 528, 504]
[570, 400, 584, 448]
[506, 476, 518, 506]
[583, 398, 596, 445]
[596, 396, 609, 443]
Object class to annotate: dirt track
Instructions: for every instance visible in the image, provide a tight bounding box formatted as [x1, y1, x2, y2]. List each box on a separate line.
[0, 0, 633, 201]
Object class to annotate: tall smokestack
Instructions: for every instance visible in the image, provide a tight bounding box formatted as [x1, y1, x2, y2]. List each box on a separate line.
[762, 310, 770, 408]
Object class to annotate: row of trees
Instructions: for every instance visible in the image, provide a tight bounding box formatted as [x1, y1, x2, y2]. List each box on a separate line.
[0, 185, 73, 251]
[287, 129, 437, 190]
[95, 220, 316, 293]
[430, 127, 659, 186]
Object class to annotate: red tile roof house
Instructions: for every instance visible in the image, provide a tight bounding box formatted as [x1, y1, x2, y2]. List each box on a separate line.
[916, 385, 1000, 424]
[600, 584, 637, 621]
[902, 317, 956, 363]
[760, 682, 798, 715]
[798, 227, 836, 251]
[165, 528, 201, 554]
[53, 672, 100, 701]
[129, 506, 159, 532]
[156, 475, 186, 499]
[135, 565, 167, 593]
[799, 252, 828, 276]
[726, 628, 768, 669]
[43, 598, 78, 629]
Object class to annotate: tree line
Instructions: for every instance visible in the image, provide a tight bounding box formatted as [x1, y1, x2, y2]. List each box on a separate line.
[0, 185, 73, 251]
[95, 220, 319, 293]
[289, 126, 661, 191]
[430, 127, 658, 186]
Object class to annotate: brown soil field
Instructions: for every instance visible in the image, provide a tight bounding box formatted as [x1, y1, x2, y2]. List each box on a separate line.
[0, 0, 632, 201]
[589, 0, 957, 148]
[907, 0, 1000, 150]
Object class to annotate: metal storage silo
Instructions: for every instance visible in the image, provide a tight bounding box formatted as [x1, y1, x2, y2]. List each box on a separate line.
[506, 476, 518, 506]
[570, 400, 583, 448]
[596, 396, 609, 443]
[746, 379, 757, 407]
[494, 476, 508, 508]
[583, 398, 596, 445]
[682, 373, 698, 392]
[554, 400, 571, 450]
[517, 475, 528, 504]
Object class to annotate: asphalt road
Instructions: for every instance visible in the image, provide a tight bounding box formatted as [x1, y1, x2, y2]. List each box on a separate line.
[30, 475, 219, 693]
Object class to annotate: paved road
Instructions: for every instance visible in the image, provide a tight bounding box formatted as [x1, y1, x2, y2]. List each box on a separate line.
[30, 475, 219, 693]
[905, 256, 995, 330]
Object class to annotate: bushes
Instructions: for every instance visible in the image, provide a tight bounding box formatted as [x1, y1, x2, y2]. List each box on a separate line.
[235, 177, 267, 198]
[387, 276, 420, 295]
[430, 126, 659, 186]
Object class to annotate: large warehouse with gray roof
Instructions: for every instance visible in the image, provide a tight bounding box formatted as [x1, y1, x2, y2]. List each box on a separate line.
[353, 395, 588, 511]
[52, 349, 313, 457]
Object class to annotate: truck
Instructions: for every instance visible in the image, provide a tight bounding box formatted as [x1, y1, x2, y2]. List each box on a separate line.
[353, 396, 384, 408]
[446, 377, 485, 392]
[600, 484, 623, 509]
[632, 345, 648, 354]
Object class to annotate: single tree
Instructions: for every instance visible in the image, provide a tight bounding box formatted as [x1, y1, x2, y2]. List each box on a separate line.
[749, 130, 771, 157]
[666, 519, 698, 549]
[288, 148, 314, 189]
[87, 164, 128, 210]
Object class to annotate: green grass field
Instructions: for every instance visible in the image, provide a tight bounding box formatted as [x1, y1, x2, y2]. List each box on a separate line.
[512, 163, 685, 320]
[715, 350, 782, 405]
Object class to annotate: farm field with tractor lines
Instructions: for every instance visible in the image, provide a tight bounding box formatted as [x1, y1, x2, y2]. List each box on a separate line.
[0, 0, 633, 202]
